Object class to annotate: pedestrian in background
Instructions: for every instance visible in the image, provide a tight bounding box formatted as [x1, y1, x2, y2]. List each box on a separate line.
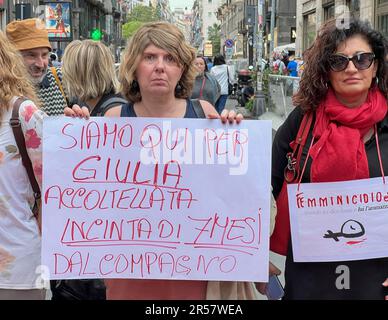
[210, 54, 232, 114]
[263, 18, 388, 299]
[49, 53, 62, 68]
[6, 18, 68, 116]
[282, 50, 290, 68]
[287, 56, 298, 77]
[191, 56, 221, 106]
[296, 56, 305, 77]
[0, 30, 46, 300]
[206, 57, 213, 71]
[272, 52, 287, 75]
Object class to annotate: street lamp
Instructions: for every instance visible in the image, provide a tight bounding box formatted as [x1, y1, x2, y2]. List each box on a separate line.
[254, 0, 266, 117]
[112, 7, 121, 63]
[257, 0, 264, 90]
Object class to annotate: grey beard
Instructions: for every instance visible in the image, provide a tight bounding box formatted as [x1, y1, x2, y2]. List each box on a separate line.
[30, 73, 46, 86]
[29, 66, 48, 86]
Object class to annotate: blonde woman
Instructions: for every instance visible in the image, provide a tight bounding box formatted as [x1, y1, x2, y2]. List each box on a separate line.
[61, 40, 126, 116]
[53, 39, 128, 300]
[0, 31, 46, 299]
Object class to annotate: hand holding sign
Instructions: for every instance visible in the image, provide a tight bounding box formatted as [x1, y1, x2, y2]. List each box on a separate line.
[383, 278, 388, 300]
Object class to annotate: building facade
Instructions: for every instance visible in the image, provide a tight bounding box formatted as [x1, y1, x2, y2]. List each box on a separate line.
[191, 0, 222, 54]
[296, 0, 387, 56]
[217, 0, 296, 63]
[0, 0, 125, 59]
[172, 7, 193, 42]
[217, 0, 244, 59]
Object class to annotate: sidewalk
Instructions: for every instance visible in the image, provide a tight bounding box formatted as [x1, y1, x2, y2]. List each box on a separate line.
[258, 110, 285, 131]
[225, 97, 286, 131]
[224, 97, 252, 117]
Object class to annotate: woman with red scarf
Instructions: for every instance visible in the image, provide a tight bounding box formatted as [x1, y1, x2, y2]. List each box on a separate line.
[264, 19, 388, 299]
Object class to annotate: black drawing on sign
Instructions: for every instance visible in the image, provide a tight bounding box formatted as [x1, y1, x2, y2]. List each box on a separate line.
[323, 219, 365, 242]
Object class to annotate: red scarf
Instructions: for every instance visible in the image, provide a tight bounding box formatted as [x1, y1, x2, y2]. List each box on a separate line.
[309, 88, 387, 182]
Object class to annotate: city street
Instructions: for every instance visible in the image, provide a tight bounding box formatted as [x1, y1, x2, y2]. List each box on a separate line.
[225, 96, 286, 128]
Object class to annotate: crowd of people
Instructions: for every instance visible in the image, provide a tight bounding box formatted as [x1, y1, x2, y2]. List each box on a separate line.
[271, 50, 304, 77]
[0, 16, 387, 301]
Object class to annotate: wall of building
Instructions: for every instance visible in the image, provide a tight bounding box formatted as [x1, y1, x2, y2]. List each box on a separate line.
[296, 0, 379, 56]
[202, 0, 222, 42]
[0, 0, 124, 60]
[276, 0, 297, 46]
[218, 0, 244, 59]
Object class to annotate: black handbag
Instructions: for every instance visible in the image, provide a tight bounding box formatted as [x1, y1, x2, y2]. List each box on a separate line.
[228, 82, 233, 95]
[227, 66, 233, 95]
[51, 279, 106, 300]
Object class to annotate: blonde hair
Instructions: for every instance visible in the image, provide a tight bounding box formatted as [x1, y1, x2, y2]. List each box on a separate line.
[119, 22, 196, 103]
[61, 40, 119, 101]
[0, 30, 38, 118]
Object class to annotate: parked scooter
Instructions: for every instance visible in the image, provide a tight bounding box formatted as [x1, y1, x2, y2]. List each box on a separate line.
[237, 67, 255, 107]
[229, 82, 238, 99]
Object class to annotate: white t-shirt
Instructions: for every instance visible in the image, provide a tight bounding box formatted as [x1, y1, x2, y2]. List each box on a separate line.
[210, 64, 231, 95]
[0, 98, 45, 289]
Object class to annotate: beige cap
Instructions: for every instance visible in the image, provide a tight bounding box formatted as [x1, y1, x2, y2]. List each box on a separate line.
[6, 18, 51, 51]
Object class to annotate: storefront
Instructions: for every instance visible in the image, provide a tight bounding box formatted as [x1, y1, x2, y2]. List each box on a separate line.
[376, 0, 388, 38]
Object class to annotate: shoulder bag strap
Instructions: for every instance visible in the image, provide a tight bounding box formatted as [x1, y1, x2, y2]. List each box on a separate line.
[294, 112, 313, 163]
[10, 98, 41, 201]
[91, 96, 127, 117]
[199, 77, 206, 99]
[191, 99, 206, 118]
[50, 67, 68, 106]
[284, 112, 314, 182]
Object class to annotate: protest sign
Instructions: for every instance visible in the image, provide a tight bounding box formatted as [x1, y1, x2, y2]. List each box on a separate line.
[42, 117, 271, 281]
[288, 177, 388, 262]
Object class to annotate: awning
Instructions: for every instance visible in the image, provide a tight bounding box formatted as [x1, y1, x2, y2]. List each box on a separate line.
[273, 42, 295, 53]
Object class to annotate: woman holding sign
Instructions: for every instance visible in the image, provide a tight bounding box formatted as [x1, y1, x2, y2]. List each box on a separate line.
[264, 19, 388, 299]
[66, 22, 245, 300]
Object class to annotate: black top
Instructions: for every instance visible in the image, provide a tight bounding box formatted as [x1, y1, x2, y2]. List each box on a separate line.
[120, 99, 202, 118]
[69, 89, 126, 117]
[272, 106, 388, 299]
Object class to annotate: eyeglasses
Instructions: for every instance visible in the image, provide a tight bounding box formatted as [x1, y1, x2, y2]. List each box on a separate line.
[328, 52, 375, 72]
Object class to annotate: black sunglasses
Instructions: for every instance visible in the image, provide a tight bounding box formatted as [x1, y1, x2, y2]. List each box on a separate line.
[328, 52, 375, 72]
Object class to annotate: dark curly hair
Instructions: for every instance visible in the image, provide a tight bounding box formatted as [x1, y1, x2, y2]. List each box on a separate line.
[293, 18, 388, 112]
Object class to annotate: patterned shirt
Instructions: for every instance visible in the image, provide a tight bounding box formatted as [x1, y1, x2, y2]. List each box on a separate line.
[37, 67, 68, 116]
[0, 97, 45, 289]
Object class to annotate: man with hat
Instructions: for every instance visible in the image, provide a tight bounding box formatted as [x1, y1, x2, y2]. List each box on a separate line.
[6, 18, 68, 116]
